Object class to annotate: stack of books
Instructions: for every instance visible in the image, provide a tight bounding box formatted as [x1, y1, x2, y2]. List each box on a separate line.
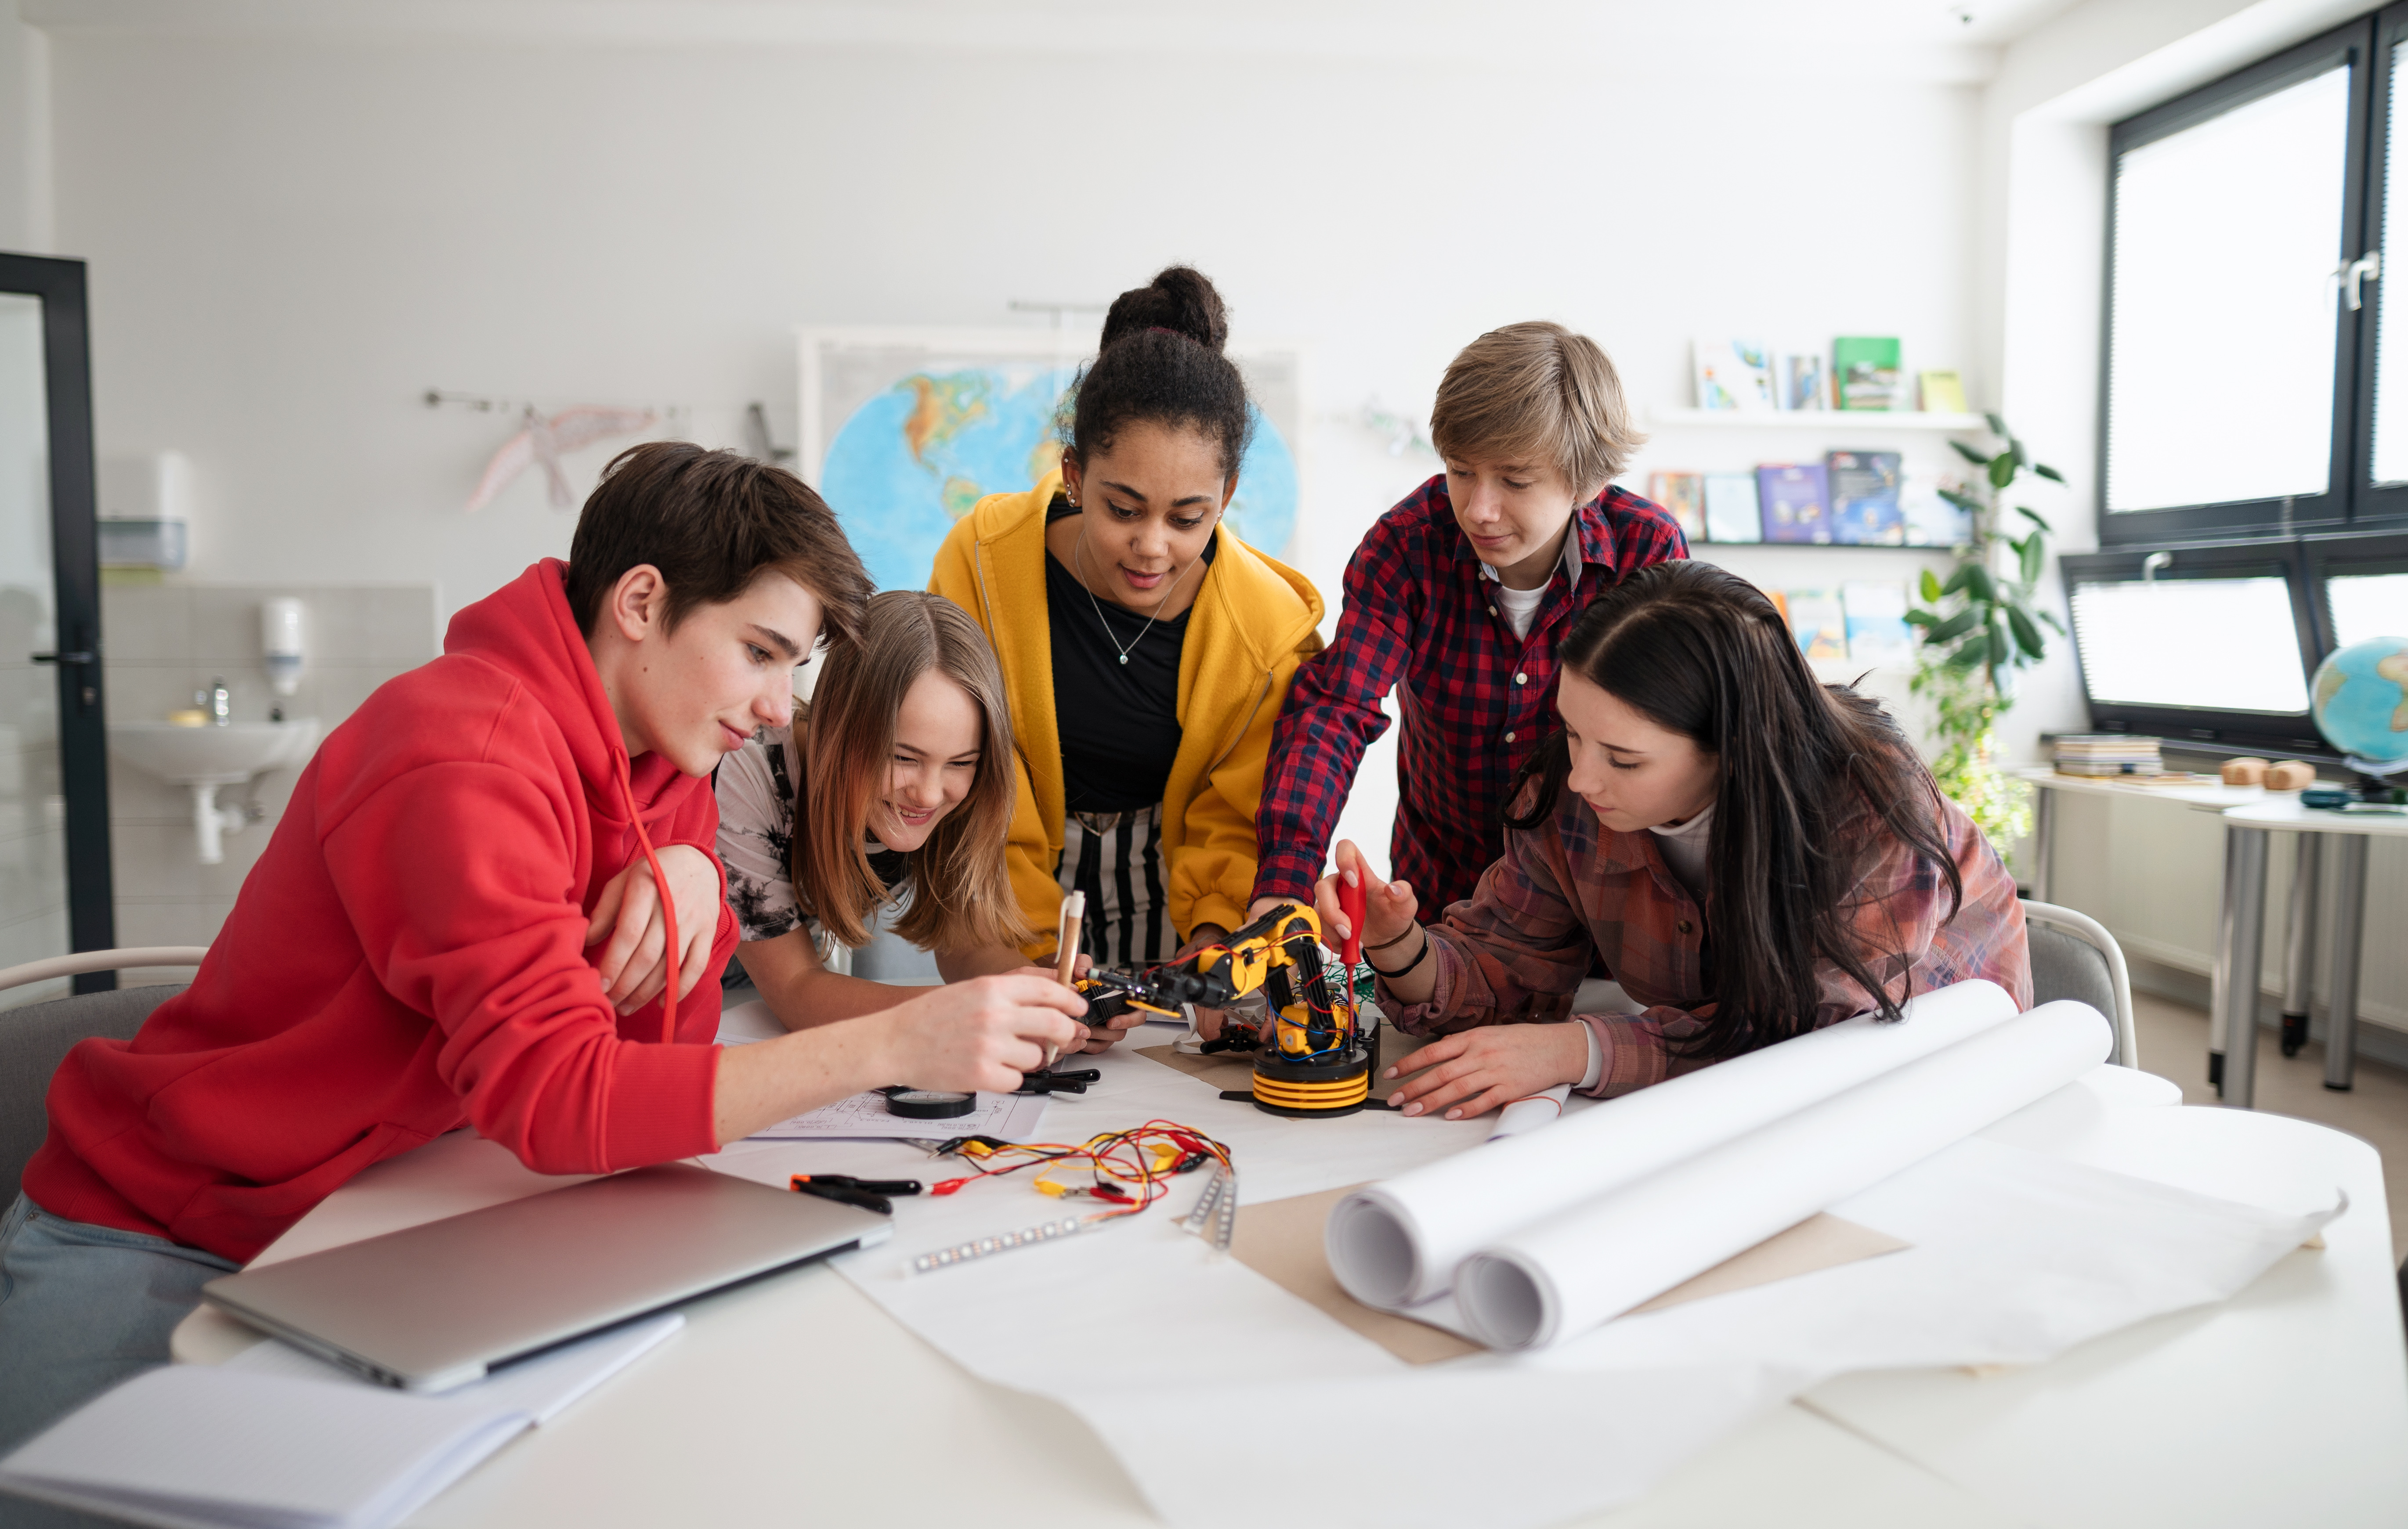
[2054, 735, 2164, 777]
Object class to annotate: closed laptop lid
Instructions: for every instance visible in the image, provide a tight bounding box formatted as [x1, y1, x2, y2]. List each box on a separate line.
[202, 1163, 889, 1391]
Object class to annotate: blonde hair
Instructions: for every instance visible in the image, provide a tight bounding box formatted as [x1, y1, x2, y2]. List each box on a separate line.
[1429, 321, 1646, 497]
[791, 591, 1031, 953]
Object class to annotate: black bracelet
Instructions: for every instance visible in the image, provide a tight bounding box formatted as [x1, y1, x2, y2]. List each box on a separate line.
[1364, 924, 1419, 955]
[1367, 930, 1432, 981]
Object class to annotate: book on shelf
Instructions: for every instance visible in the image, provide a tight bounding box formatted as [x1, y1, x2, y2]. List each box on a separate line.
[1647, 472, 1708, 542]
[1899, 471, 1970, 547]
[1757, 462, 1832, 544]
[1918, 369, 1968, 414]
[1826, 450, 1905, 545]
[1693, 338, 1775, 411]
[1840, 580, 1916, 668]
[1779, 353, 1828, 411]
[1833, 336, 1903, 411]
[1702, 471, 1763, 543]
[1784, 587, 1848, 660]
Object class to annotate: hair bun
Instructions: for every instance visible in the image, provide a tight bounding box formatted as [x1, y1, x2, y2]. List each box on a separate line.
[1100, 265, 1229, 353]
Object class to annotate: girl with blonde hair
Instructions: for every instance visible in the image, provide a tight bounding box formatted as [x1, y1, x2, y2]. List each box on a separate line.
[718, 589, 1036, 1028]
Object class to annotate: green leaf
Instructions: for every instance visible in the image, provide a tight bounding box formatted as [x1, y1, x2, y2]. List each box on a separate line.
[1988, 621, 2012, 669]
[1988, 453, 2017, 489]
[2019, 536, 2043, 587]
[1927, 608, 1981, 643]
[1937, 487, 1983, 513]
[2033, 464, 2064, 483]
[1903, 608, 1940, 628]
[2007, 603, 2046, 658]
[2016, 505, 2051, 532]
[1984, 411, 2009, 438]
[1961, 564, 1998, 602]
[1919, 568, 1944, 602]
[1949, 440, 1990, 466]
[2039, 609, 2067, 635]
[1944, 637, 1988, 674]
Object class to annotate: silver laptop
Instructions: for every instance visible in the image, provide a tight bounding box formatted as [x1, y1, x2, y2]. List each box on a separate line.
[202, 1163, 891, 1392]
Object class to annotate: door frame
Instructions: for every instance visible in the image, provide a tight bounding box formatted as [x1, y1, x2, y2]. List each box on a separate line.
[2, 252, 114, 988]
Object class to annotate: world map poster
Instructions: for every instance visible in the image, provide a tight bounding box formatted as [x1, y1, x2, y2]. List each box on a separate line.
[798, 328, 1302, 593]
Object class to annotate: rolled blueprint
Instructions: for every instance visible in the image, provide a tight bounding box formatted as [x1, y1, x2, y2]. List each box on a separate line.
[1327, 979, 2021, 1309]
[1454, 999, 2114, 1350]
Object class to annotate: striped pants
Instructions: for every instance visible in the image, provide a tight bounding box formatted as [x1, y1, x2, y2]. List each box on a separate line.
[1057, 803, 1181, 969]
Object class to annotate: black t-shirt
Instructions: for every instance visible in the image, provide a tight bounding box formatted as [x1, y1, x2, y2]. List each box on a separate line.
[1044, 494, 1217, 813]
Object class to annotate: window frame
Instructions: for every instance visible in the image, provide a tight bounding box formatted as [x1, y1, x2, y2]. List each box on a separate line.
[2302, 526, 2408, 648]
[2349, 2, 2408, 524]
[2098, 17, 2375, 546]
[2058, 540, 2328, 753]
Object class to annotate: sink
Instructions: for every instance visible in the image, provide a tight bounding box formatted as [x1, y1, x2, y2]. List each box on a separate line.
[108, 719, 321, 786]
[108, 719, 322, 862]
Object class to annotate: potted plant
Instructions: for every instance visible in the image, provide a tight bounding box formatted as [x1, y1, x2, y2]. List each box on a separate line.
[1906, 415, 2064, 861]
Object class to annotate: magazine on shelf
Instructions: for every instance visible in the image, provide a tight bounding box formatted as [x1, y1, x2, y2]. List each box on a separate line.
[1647, 472, 1707, 542]
[1826, 450, 1905, 545]
[1702, 471, 1763, 543]
[1692, 338, 1775, 411]
[1757, 463, 1832, 544]
[1833, 336, 1902, 411]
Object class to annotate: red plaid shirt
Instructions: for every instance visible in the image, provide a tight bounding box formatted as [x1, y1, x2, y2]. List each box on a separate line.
[1250, 475, 1688, 912]
[1383, 781, 2033, 1096]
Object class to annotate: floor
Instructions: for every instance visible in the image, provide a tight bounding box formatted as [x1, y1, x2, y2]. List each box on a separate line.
[2133, 990, 2408, 1259]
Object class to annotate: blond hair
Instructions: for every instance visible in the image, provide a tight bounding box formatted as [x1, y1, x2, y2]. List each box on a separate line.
[1429, 321, 1646, 497]
[791, 591, 1031, 953]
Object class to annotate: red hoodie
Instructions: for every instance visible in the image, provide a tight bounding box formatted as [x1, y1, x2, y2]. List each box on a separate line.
[25, 560, 736, 1263]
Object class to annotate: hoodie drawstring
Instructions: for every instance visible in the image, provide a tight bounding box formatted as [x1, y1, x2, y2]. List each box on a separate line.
[612, 749, 681, 1045]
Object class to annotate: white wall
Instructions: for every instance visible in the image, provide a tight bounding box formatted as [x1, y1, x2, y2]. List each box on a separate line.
[0, 0, 47, 252]
[32, 21, 1996, 889]
[38, 29, 1992, 614]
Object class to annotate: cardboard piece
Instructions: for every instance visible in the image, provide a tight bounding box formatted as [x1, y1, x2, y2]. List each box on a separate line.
[1230, 1183, 1910, 1366]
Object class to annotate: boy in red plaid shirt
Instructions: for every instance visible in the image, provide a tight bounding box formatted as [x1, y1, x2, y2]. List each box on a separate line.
[1246, 322, 1688, 925]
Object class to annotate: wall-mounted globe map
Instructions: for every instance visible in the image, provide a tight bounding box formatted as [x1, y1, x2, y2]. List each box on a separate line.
[807, 338, 1301, 595]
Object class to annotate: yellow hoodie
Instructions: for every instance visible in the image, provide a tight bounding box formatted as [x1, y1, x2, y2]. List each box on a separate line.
[930, 470, 1325, 956]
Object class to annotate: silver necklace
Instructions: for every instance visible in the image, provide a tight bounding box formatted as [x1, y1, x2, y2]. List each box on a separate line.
[1071, 521, 1198, 666]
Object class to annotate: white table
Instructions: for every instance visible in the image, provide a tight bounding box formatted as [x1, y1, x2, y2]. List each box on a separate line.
[2014, 765, 2271, 907]
[170, 1051, 2408, 1527]
[2212, 798, 2408, 1109]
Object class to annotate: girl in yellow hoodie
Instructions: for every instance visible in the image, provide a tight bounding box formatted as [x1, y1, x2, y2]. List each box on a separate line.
[930, 267, 1323, 1045]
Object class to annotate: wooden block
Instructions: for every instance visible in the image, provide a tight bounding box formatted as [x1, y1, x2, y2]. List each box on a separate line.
[2266, 760, 2317, 791]
[2222, 757, 2270, 786]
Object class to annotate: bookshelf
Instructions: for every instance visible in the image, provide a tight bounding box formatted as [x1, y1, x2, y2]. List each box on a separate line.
[1648, 408, 1989, 432]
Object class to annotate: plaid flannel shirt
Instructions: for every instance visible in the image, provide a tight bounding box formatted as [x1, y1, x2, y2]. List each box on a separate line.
[1381, 781, 2032, 1098]
[1250, 475, 1688, 912]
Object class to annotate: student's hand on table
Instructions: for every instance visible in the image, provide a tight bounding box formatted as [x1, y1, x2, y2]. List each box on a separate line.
[586, 844, 720, 1015]
[1174, 924, 1233, 1041]
[1011, 955, 1120, 1054]
[878, 974, 1087, 1094]
[1384, 1022, 1589, 1120]
[1312, 839, 1418, 954]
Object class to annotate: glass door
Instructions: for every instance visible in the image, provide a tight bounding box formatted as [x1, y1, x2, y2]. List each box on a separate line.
[0, 253, 112, 1004]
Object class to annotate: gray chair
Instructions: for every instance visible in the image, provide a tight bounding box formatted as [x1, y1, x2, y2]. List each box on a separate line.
[2, 948, 209, 1198]
[2019, 901, 2139, 1069]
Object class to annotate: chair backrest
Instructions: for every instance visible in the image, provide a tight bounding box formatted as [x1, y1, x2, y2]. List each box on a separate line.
[2020, 900, 2139, 1068]
[2, 985, 184, 1198]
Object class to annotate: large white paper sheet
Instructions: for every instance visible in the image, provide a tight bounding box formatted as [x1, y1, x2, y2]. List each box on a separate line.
[1455, 1000, 2117, 1348]
[824, 1074, 2335, 1529]
[1328, 978, 2019, 1307]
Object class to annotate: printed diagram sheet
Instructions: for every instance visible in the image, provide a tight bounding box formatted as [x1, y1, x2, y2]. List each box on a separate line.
[748, 1089, 1049, 1142]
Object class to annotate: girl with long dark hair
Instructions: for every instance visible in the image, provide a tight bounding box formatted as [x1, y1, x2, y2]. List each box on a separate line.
[1316, 559, 2031, 1119]
[932, 266, 1324, 1047]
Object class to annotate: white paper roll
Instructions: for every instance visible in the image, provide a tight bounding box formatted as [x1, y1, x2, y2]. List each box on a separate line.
[1455, 999, 2114, 1350]
[1327, 979, 2021, 1309]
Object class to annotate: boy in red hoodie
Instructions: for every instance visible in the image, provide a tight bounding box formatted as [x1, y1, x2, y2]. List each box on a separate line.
[0, 444, 1085, 1447]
